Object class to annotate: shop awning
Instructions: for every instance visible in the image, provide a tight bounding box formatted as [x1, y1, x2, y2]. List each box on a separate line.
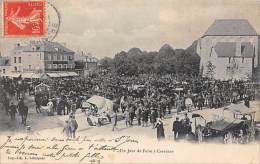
[4, 73, 22, 78]
[45, 72, 78, 78]
[66, 72, 78, 76]
[21, 73, 34, 78]
[57, 72, 69, 77]
[46, 73, 61, 78]
[31, 73, 44, 79]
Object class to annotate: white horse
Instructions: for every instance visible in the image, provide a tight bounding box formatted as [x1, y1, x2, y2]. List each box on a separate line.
[40, 101, 54, 116]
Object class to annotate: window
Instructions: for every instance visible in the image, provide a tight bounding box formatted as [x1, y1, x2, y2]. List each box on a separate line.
[53, 54, 57, 60]
[48, 54, 52, 60]
[18, 57, 21, 63]
[242, 57, 244, 63]
[14, 57, 16, 63]
[57, 54, 61, 61]
[64, 64, 67, 69]
[58, 64, 62, 69]
[68, 55, 72, 60]
[53, 64, 57, 69]
[48, 64, 52, 69]
[62, 55, 65, 61]
[3, 69, 5, 74]
[229, 57, 231, 64]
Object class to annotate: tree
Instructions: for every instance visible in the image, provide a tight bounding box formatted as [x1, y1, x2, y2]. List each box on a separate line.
[98, 41, 201, 76]
[99, 57, 113, 70]
[205, 61, 216, 79]
[154, 44, 176, 74]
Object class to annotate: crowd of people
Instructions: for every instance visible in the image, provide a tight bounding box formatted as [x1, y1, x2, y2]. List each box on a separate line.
[0, 73, 258, 142]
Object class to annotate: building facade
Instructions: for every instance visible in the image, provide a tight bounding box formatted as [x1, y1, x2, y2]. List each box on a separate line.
[0, 55, 11, 75]
[197, 19, 259, 80]
[75, 55, 99, 77]
[11, 41, 75, 73]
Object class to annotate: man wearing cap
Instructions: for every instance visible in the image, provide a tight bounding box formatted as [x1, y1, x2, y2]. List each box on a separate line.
[172, 117, 181, 140]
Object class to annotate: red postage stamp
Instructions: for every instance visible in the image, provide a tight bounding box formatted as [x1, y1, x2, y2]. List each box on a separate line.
[3, 0, 45, 36]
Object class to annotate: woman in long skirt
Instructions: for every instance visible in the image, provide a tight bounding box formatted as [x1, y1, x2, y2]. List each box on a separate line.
[155, 118, 165, 141]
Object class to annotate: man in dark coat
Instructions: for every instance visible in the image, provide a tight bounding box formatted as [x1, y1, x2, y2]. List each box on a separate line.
[142, 109, 149, 127]
[150, 109, 157, 128]
[58, 99, 66, 115]
[244, 95, 250, 108]
[21, 105, 28, 126]
[128, 104, 135, 126]
[17, 98, 24, 116]
[18, 99, 28, 125]
[172, 117, 181, 140]
[35, 94, 42, 113]
[9, 102, 17, 120]
[135, 104, 142, 126]
[197, 94, 204, 110]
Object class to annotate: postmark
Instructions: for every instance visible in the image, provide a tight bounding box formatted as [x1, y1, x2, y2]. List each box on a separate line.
[45, 1, 61, 41]
[3, 0, 45, 36]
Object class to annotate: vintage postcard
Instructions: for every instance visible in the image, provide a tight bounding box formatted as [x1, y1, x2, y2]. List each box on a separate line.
[0, 0, 260, 164]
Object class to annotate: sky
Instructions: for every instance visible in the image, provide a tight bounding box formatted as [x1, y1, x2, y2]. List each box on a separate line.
[1, 0, 260, 58]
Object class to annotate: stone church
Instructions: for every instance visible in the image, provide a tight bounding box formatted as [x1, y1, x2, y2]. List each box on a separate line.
[197, 19, 259, 80]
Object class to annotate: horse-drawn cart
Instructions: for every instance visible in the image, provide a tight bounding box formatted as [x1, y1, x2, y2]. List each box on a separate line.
[82, 95, 113, 126]
[190, 103, 257, 143]
[34, 83, 55, 116]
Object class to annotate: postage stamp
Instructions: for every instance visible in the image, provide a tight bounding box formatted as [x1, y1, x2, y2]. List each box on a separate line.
[3, 0, 45, 36]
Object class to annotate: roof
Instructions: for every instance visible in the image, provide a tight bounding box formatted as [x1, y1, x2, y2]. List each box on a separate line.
[204, 19, 258, 36]
[13, 41, 74, 53]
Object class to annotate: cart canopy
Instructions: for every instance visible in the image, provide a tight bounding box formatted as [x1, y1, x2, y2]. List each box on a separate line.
[209, 118, 245, 132]
[86, 95, 113, 114]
